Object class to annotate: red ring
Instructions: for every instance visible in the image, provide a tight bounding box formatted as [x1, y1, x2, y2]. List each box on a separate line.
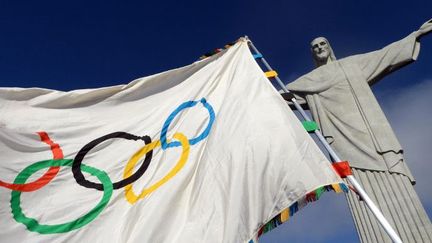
[0, 131, 63, 192]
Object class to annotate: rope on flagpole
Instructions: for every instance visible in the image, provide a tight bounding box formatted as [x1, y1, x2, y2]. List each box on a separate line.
[245, 36, 403, 243]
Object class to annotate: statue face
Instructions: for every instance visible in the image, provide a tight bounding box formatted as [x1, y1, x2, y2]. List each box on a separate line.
[311, 37, 331, 63]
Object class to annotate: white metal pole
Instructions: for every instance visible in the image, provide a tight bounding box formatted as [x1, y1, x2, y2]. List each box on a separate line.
[246, 36, 403, 243]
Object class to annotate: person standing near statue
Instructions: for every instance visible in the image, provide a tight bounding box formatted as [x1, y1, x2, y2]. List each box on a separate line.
[286, 19, 432, 243]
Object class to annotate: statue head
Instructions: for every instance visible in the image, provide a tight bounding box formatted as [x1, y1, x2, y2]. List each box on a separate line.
[310, 37, 336, 67]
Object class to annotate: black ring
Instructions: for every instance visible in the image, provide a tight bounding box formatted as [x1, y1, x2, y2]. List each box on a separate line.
[72, 132, 153, 191]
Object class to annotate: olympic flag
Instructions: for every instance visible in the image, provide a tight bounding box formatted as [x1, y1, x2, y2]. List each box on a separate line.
[0, 39, 344, 243]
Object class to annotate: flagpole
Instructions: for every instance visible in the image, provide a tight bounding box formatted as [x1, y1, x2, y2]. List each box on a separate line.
[245, 36, 403, 243]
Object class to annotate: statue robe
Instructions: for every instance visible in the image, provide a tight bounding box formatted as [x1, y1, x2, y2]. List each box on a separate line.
[287, 33, 432, 242]
[287, 32, 421, 182]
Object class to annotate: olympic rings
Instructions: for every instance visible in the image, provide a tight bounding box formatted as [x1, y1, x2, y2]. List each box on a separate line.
[160, 98, 215, 149]
[10, 159, 113, 234]
[123, 132, 190, 204]
[4, 98, 215, 235]
[72, 132, 152, 191]
[0, 132, 63, 192]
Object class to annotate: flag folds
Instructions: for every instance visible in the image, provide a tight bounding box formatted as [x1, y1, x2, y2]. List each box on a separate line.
[0, 39, 343, 243]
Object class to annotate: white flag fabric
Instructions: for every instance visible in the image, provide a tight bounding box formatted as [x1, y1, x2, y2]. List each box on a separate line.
[0, 39, 344, 243]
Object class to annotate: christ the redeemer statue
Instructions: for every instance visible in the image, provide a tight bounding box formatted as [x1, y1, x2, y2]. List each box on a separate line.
[286, 19, 432, 242]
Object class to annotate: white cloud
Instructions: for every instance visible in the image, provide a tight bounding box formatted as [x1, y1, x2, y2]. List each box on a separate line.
[379, 79, 432, 209]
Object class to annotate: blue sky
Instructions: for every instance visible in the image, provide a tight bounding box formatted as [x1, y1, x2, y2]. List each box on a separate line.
[1, 1, 431, 242]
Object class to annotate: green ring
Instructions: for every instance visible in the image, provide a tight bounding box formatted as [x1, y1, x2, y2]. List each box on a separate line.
[10, 159, 113, 234]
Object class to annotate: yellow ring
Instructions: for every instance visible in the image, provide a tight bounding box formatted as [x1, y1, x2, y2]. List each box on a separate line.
[123, 132, 190, 204]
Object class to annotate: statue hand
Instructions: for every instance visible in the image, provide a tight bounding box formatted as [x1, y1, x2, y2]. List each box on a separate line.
[416, 18, 432, 39]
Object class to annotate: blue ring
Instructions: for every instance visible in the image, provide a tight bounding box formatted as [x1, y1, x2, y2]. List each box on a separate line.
[160, 98, 215, 149]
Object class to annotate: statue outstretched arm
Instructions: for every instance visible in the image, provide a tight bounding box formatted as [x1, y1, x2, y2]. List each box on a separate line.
[415, 18, 432, 39]
[354, 33, 419, 85]
[357, 18, 431, 85]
